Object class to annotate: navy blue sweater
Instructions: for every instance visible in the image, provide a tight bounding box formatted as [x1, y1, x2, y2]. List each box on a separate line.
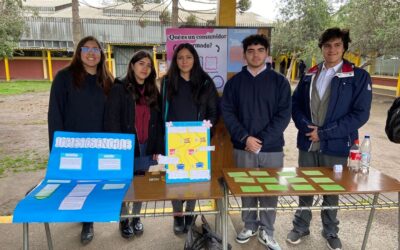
[221, 66, 291, 152]
[48, 67, 106, 149]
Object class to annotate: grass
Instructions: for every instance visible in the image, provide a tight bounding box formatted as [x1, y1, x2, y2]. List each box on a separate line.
[0, 151, 47, 177]
[0, 80, 51, 95]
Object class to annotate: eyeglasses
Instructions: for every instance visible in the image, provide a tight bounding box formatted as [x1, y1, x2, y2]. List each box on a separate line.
[81, 47, 101, 54]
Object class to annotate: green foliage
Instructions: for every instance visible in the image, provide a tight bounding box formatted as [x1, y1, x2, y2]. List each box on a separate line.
[0, 81, 51, 95]
[185, 13, 198, 26]
[273, 0, 400, 59]
[237, 0, 251, 13]
[272, 0, 331, 60]
[0, 151, 47, 177]
[338, 0, 400, 57]
[159, 10, 171, 24]
[0, 0, 26, 58]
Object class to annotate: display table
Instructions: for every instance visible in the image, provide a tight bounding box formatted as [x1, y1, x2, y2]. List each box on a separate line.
[222, 167, 400, 250]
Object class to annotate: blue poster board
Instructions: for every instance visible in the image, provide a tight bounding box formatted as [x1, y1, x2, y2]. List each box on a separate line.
[13, 131, 134, 223]
[165, 121, 211, 184]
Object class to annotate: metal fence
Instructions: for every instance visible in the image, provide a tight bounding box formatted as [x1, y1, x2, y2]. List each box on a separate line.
[374, 57, 400, 77]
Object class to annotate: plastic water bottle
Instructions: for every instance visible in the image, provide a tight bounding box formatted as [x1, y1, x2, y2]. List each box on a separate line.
[360, 135, 371, 174]
[348, 139, 361, 172]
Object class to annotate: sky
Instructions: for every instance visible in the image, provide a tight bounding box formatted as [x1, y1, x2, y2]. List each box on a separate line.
[83, 0, 279, 21]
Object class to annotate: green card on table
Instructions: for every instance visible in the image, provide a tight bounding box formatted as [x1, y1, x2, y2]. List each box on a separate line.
[302, 170, 324, 176]
[234, 177, 255, 183]
[265, 184, 288, 191]
[311, 177, 334, 183]
[240, 186, 264, 193]
[277, 171, 296, 176]
[248, 171, 269, 176]
[228, 172, 248, 177]
[286, 177, 307, 183]
[292, 184, 315, 191]
[320, 184, 345, 191]
[257, 177, 279, 183]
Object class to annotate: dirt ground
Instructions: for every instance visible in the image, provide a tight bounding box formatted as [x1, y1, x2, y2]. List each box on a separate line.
[0, 90, 399, 216]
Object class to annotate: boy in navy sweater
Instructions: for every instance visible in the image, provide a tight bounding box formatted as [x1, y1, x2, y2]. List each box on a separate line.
[221, 34, 291, 250]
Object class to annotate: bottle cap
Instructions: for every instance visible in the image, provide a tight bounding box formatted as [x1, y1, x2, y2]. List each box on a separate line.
[333, 164, 343, 173]
[354, 139, 359, 145]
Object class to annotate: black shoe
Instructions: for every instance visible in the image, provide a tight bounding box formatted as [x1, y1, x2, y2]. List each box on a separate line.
[184, 215, 194, 233]
[132, 218, 144, 236]
[173, 216, 185, 235]
[119, 219, 134, 239]
[80, 222, 94, 245]
[326, 235, 342, 250]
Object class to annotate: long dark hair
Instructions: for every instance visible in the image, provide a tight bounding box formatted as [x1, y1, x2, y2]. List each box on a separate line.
[69, 36, 114, 95]
[165, 43, 212, 104]
[126, 50, 159, 109]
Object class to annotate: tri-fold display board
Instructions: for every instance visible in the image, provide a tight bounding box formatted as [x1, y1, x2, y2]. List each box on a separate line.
[13, 131, 135, 223]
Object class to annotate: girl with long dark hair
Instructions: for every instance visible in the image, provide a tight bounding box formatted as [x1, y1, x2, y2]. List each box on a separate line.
[161, 43, 219, 235]
[104, 50, 164, 239]
[48, 36, 114, 245]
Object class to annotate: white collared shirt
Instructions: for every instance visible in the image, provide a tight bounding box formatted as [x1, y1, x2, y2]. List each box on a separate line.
[247, 64, 267, 77]
[316, 61, 343, 98]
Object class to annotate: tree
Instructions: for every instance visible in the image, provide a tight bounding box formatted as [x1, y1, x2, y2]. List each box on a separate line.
[72, 0, 82, 48]
[237, 0, 251, 13]
[272, 0, 332, 61]
[185, 13, 198, 26]
[0, 0, 25, 58]
[337, 0, 400, 57]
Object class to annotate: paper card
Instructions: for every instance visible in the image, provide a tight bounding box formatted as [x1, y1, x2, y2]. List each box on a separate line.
[302, 170, 324, 176]
[168, 127, 187, 133]
[227, 172, 248, 178]
[240, 186, 264, 193]
[248, 171, 269, 176]
[257, 177, 279, 183]
[277, 171, 297, 176]
[47, 180, 71, 184]
[98, 154, 121, 170]
[233, 177, 255, 183]
[102, 184, 125, 190]
[188, 127, 207, 133]
[265, 184, 288, 191]
[292, 184, 315, 191]
[197, 146, 216, 152]
[59, 153, 82, 170]
[320, 184, 345, 191]
[168, 170, 189, 179]
[311, 177, 334, 183]
[286, 177, 308, 183]
[35, 184, 60, 199]
[68, 184, 96, 197]
[59, 196, 87, 210]
[158, 155, 179, 165]
[148, 164, 166, 172]
[190, 169, 210, 180]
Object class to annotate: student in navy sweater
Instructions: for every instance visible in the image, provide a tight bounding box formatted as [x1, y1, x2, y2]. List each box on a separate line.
[161, 43, 219, 235]
[221, 34, 291, 250]
[48, 36, 114, 245]
[104, 51, 164, 239]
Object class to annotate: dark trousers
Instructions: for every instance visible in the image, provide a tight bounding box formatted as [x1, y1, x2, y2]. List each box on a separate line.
[121, 143, 157, 218]
[292, 150, 347, 237]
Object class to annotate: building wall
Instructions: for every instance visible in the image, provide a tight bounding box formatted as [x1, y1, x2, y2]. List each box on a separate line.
[0, 57, 71, 81]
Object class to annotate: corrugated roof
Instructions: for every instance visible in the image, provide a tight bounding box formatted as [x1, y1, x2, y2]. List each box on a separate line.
[22, 0, 272, 25]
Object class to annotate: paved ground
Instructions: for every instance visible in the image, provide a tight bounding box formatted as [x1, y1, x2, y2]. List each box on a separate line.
[1, 209, 398, 249]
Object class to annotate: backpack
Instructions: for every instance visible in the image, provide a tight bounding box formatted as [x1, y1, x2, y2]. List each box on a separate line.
[385, 97, 400, 143]
[184, 215, 232, 250]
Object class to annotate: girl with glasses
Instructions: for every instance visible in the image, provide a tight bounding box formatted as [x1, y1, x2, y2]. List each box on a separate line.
[48, 36, 114, 245]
